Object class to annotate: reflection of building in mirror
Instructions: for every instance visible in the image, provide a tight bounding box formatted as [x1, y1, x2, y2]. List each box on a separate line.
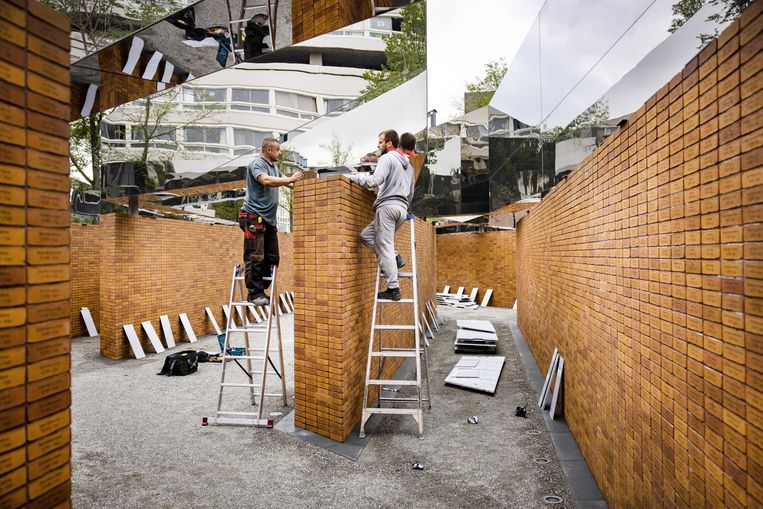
[98, 11, 403, 224]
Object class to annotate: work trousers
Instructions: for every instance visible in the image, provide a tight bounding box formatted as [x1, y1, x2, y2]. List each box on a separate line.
[239, 211, 280, 295]
[360, 205, 406, 289]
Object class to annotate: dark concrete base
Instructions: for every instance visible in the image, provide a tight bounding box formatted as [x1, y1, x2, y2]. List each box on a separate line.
[508, 310, 609, 509]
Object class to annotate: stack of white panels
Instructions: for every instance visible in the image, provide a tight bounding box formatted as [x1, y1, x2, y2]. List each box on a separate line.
[455, 320, 498, 353]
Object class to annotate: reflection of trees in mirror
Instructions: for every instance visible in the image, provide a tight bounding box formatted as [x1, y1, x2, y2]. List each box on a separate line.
[211, 199, 245, 222]
[120, 88, 222, 165]
[70, 112, 105, 189]
[463, 58, 508, 114]
[278, 145, 297, 230]
[42, 0, 181, 57]
[319, 133, 354, 167]
[669, 0, 753, 46]
[361, 0, 426, 102]
[542, 99, 610, 142]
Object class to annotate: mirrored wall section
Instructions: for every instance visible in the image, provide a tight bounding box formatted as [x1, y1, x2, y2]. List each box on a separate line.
[71, 0, 419, 119]
[485, 0, 736, 212]
[86, 3, 427, 224]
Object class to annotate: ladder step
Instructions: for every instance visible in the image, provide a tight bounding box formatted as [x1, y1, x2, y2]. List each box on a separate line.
[204, 417, 273, 427]
[375, 325, 415, 330]
[363, 407, 422, 415]
[378, 298, 415, 303]
[227, 327, 273, 333]
[379, 396, 430, 402]
[230, 301, 272, 307]
[223, 355, 263, 361]
[371, 349, 418, 358]
[398, 272, 414, 277]
[366, 379, 418, 386]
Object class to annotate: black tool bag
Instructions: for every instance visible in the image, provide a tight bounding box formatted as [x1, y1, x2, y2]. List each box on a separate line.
[157, 350, 198, 376]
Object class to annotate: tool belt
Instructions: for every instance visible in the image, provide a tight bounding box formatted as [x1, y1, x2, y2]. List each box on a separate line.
[239, 210, 276, 238]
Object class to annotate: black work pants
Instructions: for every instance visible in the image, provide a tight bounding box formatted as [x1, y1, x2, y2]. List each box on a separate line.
[238, 211, 279, 295]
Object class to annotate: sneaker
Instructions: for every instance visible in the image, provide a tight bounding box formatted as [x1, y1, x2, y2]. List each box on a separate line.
[377, 287, 401, 301]
[396, 253, 405, 269]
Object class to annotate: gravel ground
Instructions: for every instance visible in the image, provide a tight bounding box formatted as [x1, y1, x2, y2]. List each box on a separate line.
[72, 306, 576, 508]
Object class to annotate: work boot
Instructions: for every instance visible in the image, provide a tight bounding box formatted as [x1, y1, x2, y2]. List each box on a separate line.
[381, 254, 406, 277]
[377, 287, 401, 301]
[250, 292, 270, 306]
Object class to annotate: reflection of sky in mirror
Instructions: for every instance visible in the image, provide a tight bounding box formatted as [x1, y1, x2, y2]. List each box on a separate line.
[491, 0, 728, 129]
[287, 73, 427, 166]
[601, 3, 728, 119]
[426, 0, 545, 122]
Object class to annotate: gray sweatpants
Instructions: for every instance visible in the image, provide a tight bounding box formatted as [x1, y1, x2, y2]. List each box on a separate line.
[360, 205, 407, 289]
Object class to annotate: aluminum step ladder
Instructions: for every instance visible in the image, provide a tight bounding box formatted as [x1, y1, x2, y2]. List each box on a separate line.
[359, 214, 431, 438]
[204, 264, 287, 427]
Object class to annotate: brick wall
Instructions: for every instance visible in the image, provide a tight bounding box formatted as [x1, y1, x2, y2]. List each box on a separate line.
[0, 0, 73, 505]
[436, 231, 516, 307]
[96, 215, 293, 359]
[516, 6, 763, 508]
[293, 175, 436, 441]
[70, 224, 99, 338]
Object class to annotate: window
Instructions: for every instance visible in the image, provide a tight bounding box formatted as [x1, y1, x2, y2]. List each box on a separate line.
[131, 125, 176, 148]
[231, 88, 269, 113]
[184, 127, 226, 145]
[275, 91, 317, 118]
[233, 128, 269, 149]
[187, 145, 228, 154]
[369, 17, 392, 31]
[184, 88, 225, 109]
[101, 123, 126, 145]
[324, 98, 352, 116]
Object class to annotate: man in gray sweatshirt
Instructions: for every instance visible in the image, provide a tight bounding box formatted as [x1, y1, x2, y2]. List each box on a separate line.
[350, 129, 414, 301]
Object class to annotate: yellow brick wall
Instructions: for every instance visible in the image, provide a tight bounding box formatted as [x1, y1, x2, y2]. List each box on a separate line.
[516, 6, 763, 508]
[293, 175, 436, 441]
[95, 215, 293, 360]
[436, 231, 516, 307]
[0, 0, 73, 505]
[70, 224, 99, 337]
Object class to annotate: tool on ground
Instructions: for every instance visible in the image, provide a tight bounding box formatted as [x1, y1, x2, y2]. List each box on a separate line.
[203, 264, 287, 427]
[360, 214, 431, 438]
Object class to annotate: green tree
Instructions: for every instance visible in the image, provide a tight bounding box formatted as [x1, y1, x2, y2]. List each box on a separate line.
[464, 58, 508, 112]
[361, 1, 426, 101]
[669, 0, 753, 45]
